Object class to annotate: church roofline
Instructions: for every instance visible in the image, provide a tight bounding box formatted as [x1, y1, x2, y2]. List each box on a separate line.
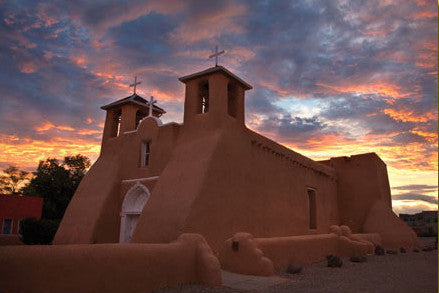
[178, 66, 253, 90]
[101, 93, 166, 113]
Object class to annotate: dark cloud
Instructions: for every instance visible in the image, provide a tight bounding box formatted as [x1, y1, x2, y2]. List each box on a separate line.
[391, 132, 427, 144]
[246, 90, 283, 116]
[104, 12, 177, 67]
[392, 193, 438, 204]
[261, 114, 326, 135]
[320, 94, 387, 120]
[393, 185, 438, 192]
[392, 184, 438, 206]
[255, 112, 329, 146]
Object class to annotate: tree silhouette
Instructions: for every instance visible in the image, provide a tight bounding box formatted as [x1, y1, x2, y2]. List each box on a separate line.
[20, 154, 90, 244]
[0, 166, 31, 194]
[22, 155, 90, 219]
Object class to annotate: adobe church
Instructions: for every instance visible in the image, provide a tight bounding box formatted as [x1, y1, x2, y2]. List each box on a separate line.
[1, 59, 424, 293]
[53, 64, 417, 255]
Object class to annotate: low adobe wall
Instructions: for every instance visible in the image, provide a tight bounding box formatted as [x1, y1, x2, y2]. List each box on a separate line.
[0, 234, 22, 246]
[220, 227, 378, 275]
[254, 233, 339, 270]
[0, 233, 221, 293]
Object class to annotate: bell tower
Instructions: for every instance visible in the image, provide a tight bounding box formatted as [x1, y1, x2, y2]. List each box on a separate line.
[100, 94, 165, 146]
[178, 66, 252, 128]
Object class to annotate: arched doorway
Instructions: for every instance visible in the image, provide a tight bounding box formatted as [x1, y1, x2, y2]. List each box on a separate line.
[119, 182, 150, 243]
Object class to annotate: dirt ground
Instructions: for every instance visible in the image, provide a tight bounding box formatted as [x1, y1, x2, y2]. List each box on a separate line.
[153, 237, 438, 293]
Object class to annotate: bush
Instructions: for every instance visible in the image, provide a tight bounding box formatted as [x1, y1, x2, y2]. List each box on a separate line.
[20, 218, 60, 245]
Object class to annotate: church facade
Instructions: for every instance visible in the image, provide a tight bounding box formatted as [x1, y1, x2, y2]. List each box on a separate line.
[53, 66, 417, 254]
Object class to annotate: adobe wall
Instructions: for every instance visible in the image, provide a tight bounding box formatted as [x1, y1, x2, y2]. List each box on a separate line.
[131, 127, 223, 245]
[133, 120, 339, 253]
[219, 228, 377, 274]
[321, 153, 418, 248]
[53, 142, 122, 244]
[323, 153, 392, 232]
[54, 118, 180, 244]
[0, 234, 221, 293]
[186, 127, 339, 252]
[0, 235, 22, 246]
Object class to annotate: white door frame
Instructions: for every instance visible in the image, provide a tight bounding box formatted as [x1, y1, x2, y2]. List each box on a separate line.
[119, 182, 150, 243]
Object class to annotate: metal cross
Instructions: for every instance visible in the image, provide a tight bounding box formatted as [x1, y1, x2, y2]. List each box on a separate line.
[148, 96, 157, 117]
[209, 45, 225, 67]
[129, 76, 141, 94]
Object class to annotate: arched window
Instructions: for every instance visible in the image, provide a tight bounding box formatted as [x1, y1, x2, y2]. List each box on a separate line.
[119, 182, 150, 243]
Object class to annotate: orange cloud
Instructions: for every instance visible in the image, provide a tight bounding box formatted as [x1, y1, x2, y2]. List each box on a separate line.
[93, 71, 131, 92]
[112, 82, 128, 90]
[18, 61, 38, 73]
[35, 122, 75, 132]
[148, 89, 177, 102]
[0, 134, 100, 170]
[413, 11, 437, 19]
[76, 129, 101, 135]
[411, 128, 438, 144]
[72, 56, 87, 69]
[317, 81, 410, 100]
[382, 108, 437, 123]
[95, 72, 124, 80]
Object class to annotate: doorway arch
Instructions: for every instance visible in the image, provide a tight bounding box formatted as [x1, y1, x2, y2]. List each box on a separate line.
[119, 182, 150, 243]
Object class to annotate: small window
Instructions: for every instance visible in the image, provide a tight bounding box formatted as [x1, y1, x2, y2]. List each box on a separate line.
[198, 81, 209, 114]
[141, 141, 151, 167]
[307, 188, 317, 229]
[227, 83, 237, 117]
[115, 110, 122, 136]
[202, 96, 209, 114]
[2, 219, 13, 234]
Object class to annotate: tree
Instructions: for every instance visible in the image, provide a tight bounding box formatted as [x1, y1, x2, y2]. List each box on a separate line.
[22, 155, 90, 219]
[20, 218, 60, 245]
[0, 165, 31, 194]
[21, 155, 90, 244]
[64, 154, 91, 188]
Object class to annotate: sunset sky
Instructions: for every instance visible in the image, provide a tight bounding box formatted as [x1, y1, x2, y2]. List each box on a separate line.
[0, 0, 437, 215]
